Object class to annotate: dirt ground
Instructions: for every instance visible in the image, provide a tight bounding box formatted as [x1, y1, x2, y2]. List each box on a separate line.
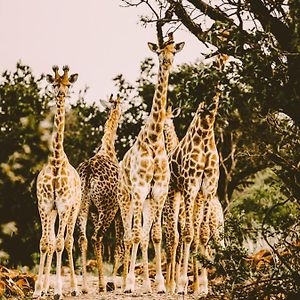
[44, 272, 200, 300]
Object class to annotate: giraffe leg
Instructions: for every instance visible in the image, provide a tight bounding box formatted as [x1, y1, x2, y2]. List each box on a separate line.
[197, 173, 219, 296]
[54, 209, 71, 300]
[77, 194, 90, 293]
[92, 203, 119, 293]
[151, 209, 165, 293]
[33, 210, 50, 298]
[141, 196, 155, 293]
[177, 187, 197, 295]
[118, 187, 132, 291]
[112, 211, 124, 290]
[43, 210, 57, 295]
[65, 206, 80, 296]
[175, 197, 185, 292]
[163, 190, 181, 294]
[192, 190, 205, 294]
[124, 185, 149, 293]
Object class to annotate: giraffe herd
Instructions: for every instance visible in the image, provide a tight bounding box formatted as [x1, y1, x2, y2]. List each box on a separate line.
[33, 34, 226, 299]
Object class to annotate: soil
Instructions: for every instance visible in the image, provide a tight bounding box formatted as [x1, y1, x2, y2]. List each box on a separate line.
[43, 272, 200, 300]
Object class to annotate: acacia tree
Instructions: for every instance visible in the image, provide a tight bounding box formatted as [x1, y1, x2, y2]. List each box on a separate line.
[121, 0, 300, 202]
[122, 0, 299, 124]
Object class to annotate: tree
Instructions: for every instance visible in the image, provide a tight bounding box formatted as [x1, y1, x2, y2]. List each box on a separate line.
[0, 63, 51, 265]
[120, 0, 300, 203]
[122, 0, 299, 125]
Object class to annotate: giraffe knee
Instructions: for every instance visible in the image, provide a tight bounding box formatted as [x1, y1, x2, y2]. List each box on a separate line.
[78, 236, 87, 251]
[184, 235, 193, 244]
[151, 229, 162, 244]
[65, 236, 74, 251]
[40, 242, 48, 254]
[56, 238, 64, 253]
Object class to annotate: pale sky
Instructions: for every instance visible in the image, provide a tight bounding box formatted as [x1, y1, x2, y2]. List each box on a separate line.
[0, 0, 208, 103]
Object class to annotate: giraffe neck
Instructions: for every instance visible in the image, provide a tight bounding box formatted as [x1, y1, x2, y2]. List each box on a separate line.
[164, 119, 179, 154]
[51, 98, 66, 160]
[145, 64, 170, 135]
[97, 105, 121, 162]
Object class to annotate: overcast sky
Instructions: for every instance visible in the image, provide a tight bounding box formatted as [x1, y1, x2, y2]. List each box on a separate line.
[0, 0, 208, 103]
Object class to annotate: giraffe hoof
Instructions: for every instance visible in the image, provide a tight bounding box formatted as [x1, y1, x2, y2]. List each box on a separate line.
[99, 287, 106, 293]
[158, 290, 166, 294]
[82, 288, 88, 294]
[71, 290, 78, 296]
[54, 294, 63, 300]
[106, 281, 115, 291]
[124, 289, 132, 294]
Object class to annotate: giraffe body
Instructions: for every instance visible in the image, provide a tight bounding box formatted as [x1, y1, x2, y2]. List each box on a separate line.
[76, 95, 123, 292]
[33, 66, 81, 300]
[163, 88, 221, 295]
[163, 104, 224, 294]
[118, 34, 184, 293]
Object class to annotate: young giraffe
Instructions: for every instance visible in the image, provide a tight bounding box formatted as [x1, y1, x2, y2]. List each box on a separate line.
[118, 33, 184, 293]
[163, 55, 227, 295]
[33, 66, 81, 300]
[163, 105, 224, 294]
[76, 94, 123, 293]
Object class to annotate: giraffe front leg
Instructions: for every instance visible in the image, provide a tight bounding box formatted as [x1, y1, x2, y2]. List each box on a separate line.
[43, 210, 57, 295]
[177, 187, 197, 295]
[124, 184, 148, 293]
[151, 212, 166, 294]
[65, 208, 80, 296]
[77, 194, 90, 294]
[141, 196, 155, 293]
[163, 190, 181, 294]
[33, 211, 50, 298]
[118, 188, 133, 292]
[54, 210, 70, 300]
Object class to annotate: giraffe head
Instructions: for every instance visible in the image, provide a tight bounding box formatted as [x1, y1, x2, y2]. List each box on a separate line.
[100, 94, 122, 111]
[46, 65, 78, 100]
[164, 106, 181, 128]
[148, 33, 185, 69]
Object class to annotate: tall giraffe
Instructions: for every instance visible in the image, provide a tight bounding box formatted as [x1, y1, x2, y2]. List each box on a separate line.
[118, 33, 184, 293]
[33, 66, 81, 300]
[76, 94, 123, 292]
[163, 55, 227, 295]
[163, 104, 224, 294]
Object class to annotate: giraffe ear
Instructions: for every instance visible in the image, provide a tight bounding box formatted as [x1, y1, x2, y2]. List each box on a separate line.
[172, 107, 181, 118]
[174, 42, 185, 53]
[46, 74, 54, 84]
[148, 42, 159, 53]
[69, 73, 78, 84]
[99, 99, 112, 110]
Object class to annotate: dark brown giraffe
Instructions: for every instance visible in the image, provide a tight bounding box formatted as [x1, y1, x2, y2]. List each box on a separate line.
[76, 94, 123, 293]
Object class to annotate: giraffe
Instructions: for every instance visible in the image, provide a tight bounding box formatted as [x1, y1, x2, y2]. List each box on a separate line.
[76, 94, 123, 293]
[118, 33, 184, 294]
[163, 55, 227, 295]
[163, 104, 224, 294]
[33, 66, 81, 300]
